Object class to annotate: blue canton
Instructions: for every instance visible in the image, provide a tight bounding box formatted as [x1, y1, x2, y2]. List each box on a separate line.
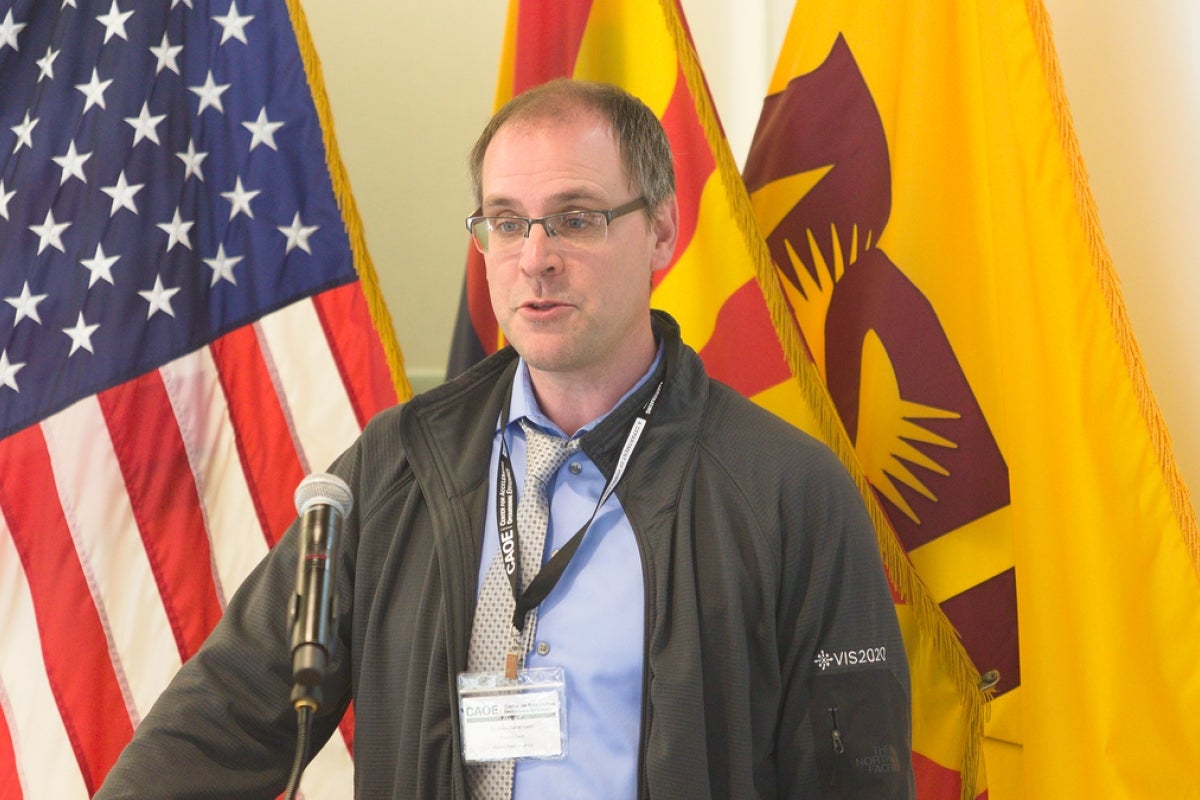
[0, 0, 355, 437]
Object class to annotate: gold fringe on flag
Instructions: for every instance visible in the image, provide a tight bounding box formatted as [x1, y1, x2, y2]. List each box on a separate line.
[283, 0, 412, 402]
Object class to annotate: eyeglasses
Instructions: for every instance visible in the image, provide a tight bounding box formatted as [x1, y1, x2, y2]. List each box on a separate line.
[465, 197, 647, 254]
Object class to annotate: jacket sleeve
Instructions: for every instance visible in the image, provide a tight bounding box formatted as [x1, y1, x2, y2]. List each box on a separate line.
[777, 443, 916, 799]
[94, 488, 356, 799]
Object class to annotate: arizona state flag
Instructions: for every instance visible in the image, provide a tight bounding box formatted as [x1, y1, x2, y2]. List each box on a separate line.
[446, 0, 801, 411]
[744, 1, 1200, 798]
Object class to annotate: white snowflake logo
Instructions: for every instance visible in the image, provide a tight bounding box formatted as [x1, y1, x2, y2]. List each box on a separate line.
[814, 650, 833, 670]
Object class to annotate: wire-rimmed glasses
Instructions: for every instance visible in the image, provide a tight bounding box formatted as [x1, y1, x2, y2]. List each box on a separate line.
[465, 197, 647, 254]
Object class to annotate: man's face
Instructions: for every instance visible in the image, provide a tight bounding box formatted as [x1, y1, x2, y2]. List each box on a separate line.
[479, 112, 677, 388]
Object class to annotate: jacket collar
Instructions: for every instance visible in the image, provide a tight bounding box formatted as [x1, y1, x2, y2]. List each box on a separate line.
[404, 309, 701, 490]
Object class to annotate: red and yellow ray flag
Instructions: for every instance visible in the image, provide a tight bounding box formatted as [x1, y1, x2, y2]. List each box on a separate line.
[446, 0, 802, 412]
[744, 1, 1200, 798]
[445, 1, 982, 796]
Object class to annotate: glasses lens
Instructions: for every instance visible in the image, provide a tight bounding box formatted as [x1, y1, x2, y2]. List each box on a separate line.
[468, 219, 491, 252]
[546, 211, 607, 243]
[473, 217, 532, 253]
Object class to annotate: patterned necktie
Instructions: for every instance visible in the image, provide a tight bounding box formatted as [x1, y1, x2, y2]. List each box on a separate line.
[466, 419, 579, 799]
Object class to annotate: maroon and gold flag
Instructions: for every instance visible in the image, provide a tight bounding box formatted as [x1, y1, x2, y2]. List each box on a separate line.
[745, 1, 1200, 798]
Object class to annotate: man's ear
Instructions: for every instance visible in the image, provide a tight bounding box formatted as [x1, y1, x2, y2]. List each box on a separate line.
[649, 197, 680, 273]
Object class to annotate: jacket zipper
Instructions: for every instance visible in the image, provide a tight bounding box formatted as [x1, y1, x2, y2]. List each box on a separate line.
[828, 706, 845, 755]
[634, 519, 653, 800]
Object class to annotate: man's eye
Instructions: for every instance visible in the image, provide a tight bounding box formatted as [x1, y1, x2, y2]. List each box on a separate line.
[493, 219, 526, 235]
[558, 213, 600, 232]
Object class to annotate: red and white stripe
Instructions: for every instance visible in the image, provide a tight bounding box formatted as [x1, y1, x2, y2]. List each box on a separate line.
[0, 285, 397, 798]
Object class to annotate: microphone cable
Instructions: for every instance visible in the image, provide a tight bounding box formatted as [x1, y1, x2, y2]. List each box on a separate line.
[284, 703, 314, 800]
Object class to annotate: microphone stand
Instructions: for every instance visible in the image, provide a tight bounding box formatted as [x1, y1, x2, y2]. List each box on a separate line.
[284, 700, 316, 800]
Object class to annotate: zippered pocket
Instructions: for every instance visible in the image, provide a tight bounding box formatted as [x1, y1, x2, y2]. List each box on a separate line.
[809, 668, 909, 798]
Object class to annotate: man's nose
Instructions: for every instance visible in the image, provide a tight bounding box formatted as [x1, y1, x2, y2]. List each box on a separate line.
[518, 222, 560, 274]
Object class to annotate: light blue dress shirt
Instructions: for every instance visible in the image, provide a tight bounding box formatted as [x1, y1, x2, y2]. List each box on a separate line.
[475, 346, 662, 799]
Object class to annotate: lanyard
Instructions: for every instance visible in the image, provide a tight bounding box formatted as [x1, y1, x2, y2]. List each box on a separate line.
[494, 380, 664, 661]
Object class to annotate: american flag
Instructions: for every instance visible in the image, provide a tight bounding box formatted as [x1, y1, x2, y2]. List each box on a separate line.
[0, 1, 401, 796]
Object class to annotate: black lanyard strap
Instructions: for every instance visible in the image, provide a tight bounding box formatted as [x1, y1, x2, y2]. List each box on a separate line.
[495, 379, 664, 634]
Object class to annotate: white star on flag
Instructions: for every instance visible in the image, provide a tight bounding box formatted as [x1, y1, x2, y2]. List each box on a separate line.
[37, 46, 59, 81]
[63, 313, 101, 356]
[95, 0, 134, 43]
[137, 276, 180, 319]
[125, 100, 166, 146]
[220, 176, 259, 220]
[0, 9, 26, 52]
[0, 180, 15, 219]
[75, 68, 113, 112]
[80, 244, 120, 287]
[100, 170, 144, 216]
[203, 244, 243, 286]
[10, 111, 37, 152]
[212, 1, 254, 45]
[157, 208, 194, 252]
[5, 282, 48, 325]
[29, 209, 70, 254]
[149, 32, 182, 75]
[243, 106, 283, 151]
[0, 350, 25, 392]
[277, 211, 318, 254]
[189, 70, 230, 115]
[52, 141, 92, 185]
[176, 139, 208, 181]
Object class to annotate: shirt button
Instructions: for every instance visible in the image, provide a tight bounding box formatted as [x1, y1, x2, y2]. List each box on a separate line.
[568, 461, 582, 475]
[536, 641, 551, 656]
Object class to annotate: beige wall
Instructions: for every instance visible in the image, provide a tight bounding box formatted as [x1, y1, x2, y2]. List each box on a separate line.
[300, 0, 505, 390]
[301, 1, 1200, 501]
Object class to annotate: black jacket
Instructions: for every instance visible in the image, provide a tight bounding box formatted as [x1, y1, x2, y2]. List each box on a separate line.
[97, 311, 914, 799]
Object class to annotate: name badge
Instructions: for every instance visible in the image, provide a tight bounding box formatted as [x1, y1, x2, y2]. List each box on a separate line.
[457, 667, 568, 762]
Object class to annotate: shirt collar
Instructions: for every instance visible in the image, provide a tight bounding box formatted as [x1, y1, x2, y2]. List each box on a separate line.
[508, 341, 665, 439]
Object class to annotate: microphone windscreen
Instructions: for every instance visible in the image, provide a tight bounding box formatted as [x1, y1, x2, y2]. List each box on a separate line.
[293, 472, 353, 517]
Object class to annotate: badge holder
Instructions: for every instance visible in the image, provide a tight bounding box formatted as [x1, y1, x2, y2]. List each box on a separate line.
[457, 667, 568, 763]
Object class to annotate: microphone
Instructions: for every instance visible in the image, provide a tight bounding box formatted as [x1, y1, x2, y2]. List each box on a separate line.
[288, 472, 353, 709]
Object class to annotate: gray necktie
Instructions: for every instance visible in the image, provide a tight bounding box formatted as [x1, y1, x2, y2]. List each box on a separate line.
[466, 419, 579, 799]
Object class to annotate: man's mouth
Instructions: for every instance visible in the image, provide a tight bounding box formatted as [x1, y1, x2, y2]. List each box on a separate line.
[522, 299, 568, 311]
